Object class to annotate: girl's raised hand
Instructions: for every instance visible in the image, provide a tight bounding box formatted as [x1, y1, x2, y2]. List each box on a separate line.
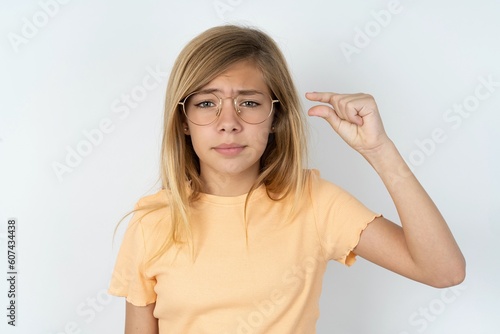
[305, 92, 391, 156]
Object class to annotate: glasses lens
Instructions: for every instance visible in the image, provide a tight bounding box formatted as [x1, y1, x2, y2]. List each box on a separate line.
[184, 92, 220, 125]
[236, 93, 273, 124]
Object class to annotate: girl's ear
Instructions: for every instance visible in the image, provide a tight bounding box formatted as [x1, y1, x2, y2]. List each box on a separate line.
[183, 122, 190, 135]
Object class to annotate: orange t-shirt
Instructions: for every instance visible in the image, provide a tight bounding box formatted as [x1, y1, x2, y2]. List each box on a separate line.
[109, 170, 380, 333]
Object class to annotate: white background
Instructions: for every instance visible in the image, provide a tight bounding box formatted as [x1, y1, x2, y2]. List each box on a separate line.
[1, 0, 499, 333]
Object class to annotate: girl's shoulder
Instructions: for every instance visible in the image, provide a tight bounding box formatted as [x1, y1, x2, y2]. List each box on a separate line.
[304, 168, 347, 197]
[129, 189, 171, 231]
[135, 188, 170, 209]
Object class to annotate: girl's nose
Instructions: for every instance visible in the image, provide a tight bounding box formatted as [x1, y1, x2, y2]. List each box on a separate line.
[216, 97, 241, 132]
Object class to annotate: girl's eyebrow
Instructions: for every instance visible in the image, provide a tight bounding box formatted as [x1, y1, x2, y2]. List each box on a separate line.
[197, 88, 266, 95]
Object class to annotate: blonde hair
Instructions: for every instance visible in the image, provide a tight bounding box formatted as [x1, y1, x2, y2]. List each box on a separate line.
[143, 25, 308, 258]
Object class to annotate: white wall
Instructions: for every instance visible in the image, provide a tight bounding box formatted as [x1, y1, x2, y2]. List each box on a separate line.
[1, 0, 498, 333]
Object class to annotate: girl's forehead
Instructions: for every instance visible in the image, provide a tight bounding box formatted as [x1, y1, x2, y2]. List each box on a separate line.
[201, 60, 270, 95]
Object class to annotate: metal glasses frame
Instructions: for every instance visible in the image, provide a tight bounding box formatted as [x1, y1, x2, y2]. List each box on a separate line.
[178, 91, 279, 126]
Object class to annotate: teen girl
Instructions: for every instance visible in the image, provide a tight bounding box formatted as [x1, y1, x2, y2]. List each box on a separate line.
[109, 25, 465, 333]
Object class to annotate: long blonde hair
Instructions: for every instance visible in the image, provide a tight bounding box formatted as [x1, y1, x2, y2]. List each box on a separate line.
[146, 25, 308, 258]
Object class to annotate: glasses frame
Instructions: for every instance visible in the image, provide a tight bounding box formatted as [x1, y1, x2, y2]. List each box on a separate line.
[178, 91, 279, 126]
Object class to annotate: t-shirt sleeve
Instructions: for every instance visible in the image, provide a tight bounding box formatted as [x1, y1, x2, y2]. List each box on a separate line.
[310, 170, 382, 266]
[108, 207, 157, 306]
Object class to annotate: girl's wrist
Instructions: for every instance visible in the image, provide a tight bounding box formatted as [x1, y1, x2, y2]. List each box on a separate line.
[361, 140, 413, 182]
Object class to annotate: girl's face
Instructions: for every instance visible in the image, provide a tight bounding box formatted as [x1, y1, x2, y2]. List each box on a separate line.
[183, 60, 275, 194]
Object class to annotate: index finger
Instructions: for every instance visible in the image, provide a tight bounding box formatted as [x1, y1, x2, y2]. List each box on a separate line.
[305, 92, 340, 104]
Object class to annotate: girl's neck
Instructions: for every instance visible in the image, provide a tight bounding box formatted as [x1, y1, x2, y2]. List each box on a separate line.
[200, 170, 259, 197]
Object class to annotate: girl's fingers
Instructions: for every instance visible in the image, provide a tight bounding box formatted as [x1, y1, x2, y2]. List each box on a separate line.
[307, 105, 341, 130]
[305, 91, 340, 104]
[306, 92, 364, 126]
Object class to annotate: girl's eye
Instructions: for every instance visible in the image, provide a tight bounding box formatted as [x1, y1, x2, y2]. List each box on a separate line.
[196, 101, 217, 108]
[240, 101, 259, 108]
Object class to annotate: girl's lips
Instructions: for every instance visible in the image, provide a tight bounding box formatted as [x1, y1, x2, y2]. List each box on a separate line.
[213, 144, 246, 156]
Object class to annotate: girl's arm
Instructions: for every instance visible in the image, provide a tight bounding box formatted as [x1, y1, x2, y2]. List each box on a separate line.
[125, 302, 158, 334]
[306, 92, 466, 288]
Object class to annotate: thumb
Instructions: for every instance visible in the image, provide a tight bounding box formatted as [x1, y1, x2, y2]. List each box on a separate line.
[308, 105, 341, 127]
[308, 105, 336, 118]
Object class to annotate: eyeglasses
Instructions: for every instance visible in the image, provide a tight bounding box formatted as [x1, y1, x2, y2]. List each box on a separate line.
[179, 91, 279, 126]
